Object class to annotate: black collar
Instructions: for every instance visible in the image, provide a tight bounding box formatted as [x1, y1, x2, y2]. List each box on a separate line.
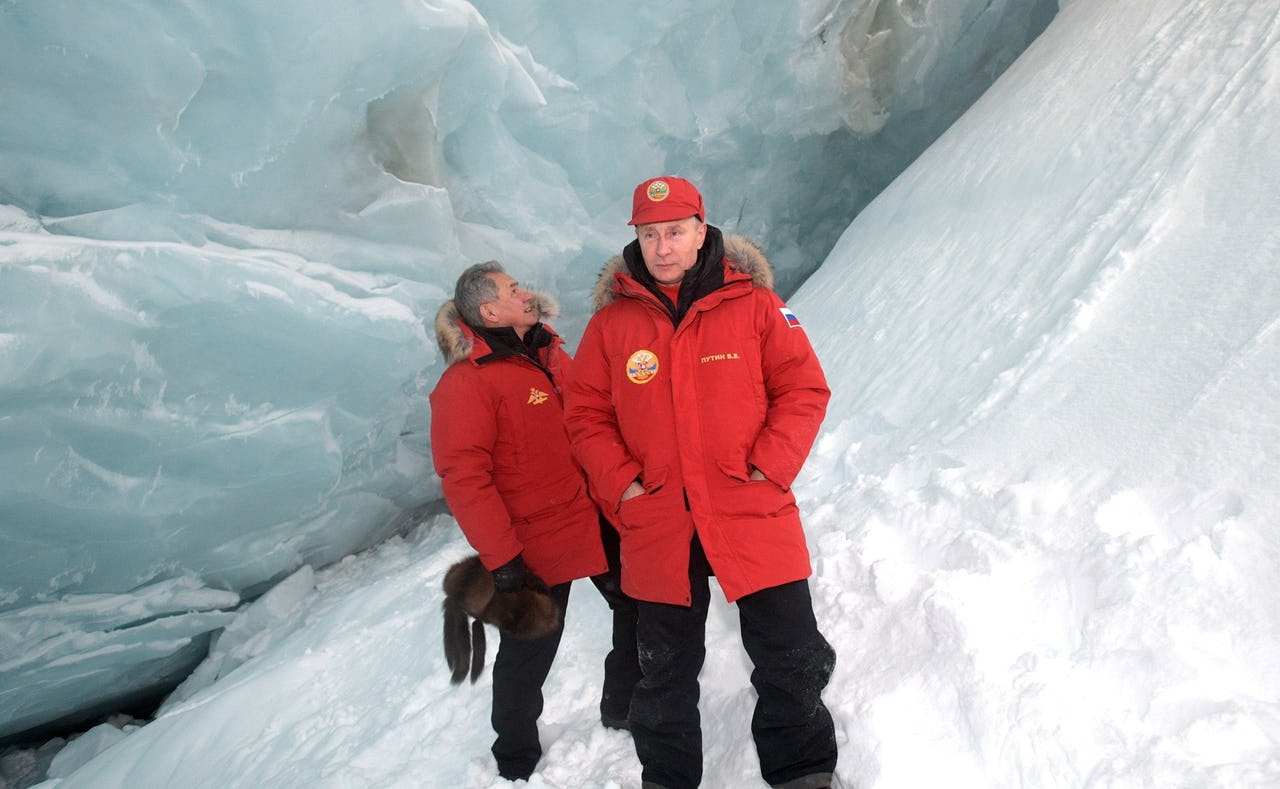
[471, 322, 552, 365]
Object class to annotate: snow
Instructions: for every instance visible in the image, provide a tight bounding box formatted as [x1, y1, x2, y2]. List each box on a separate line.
[4, 0, 1280, 786]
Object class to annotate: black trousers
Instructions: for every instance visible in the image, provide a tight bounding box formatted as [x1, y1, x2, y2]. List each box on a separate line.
[630, 537, 837, 788]
[490, 517, 641, 779]
[491, 580, 570, 780]
[593, 516, 644, 725]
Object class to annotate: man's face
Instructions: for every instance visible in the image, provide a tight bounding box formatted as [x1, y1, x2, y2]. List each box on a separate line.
[635, 217, 707, 287]
[480, 272, 537, 332]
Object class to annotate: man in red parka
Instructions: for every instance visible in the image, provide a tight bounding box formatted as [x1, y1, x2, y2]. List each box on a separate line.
[564, 177, 838, 789]
[430, 261, 640, 782]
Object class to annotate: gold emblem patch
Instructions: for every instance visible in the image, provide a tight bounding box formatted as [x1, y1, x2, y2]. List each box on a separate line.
[625, 349, 659, 384]
[646, 180, 670, 202]
[527, 387, 549, 405]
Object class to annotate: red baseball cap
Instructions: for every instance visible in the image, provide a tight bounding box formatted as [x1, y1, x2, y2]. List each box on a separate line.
[628, 176, 705, 226]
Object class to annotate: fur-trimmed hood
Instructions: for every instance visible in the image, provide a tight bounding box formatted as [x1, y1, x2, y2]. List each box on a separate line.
[590, 232, 774, 312]
[434, 290, 561, 365]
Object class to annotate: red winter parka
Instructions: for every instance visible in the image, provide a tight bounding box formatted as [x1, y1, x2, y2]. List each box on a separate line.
[429, 294, 606, 586]
[564, 233, 830, 605]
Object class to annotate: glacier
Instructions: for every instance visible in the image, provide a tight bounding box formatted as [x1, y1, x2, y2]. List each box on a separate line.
[0, 0, 1057, 743]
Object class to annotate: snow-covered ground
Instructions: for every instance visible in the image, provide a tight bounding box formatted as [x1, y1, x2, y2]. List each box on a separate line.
[4, 0, 1280, 786]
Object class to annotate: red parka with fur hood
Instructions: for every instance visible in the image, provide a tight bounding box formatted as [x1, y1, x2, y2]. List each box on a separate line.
[430, 293, 606, 586]
[564, 231, 830, 605]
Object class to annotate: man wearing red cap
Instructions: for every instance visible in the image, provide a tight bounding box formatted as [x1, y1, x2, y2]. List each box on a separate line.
[564, 177, 838, 788]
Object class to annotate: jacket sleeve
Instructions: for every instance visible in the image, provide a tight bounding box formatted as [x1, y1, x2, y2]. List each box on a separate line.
[747, 291, 831, 489]
[429, 369, 523, 570]
[563, 314, 643, 511]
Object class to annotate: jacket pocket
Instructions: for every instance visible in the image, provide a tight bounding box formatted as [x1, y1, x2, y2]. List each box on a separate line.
[514, 480, 591, 535]
[714, 458, 793, 519]
[716, 458, 783, 486]
[617, 465, 672, 530]
[639, 464, 668, 495]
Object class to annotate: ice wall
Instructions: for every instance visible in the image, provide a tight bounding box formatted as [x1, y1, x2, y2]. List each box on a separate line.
[0, 0, 1054, 739]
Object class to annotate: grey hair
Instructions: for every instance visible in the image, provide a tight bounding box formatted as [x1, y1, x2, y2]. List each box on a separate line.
[454, 260, 505, 327]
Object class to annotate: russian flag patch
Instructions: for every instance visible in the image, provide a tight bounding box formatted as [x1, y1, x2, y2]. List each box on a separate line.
[779, 306, 802, 328]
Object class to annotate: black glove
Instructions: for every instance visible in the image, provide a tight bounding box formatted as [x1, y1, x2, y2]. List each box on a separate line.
[491, 554, 548, 594]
